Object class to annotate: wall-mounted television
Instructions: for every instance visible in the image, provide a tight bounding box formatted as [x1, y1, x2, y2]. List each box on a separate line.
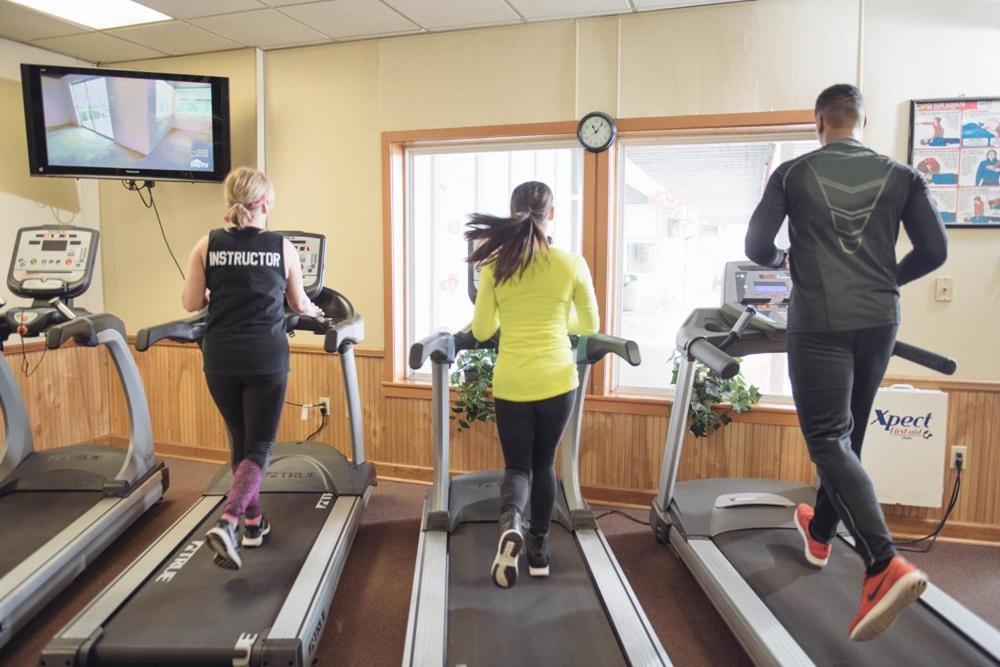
[21, 64, 230, 183]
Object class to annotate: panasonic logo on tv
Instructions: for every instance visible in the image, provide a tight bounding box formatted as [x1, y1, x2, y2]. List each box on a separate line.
[155, 540, 205, 583]
[869, 410, 935, 440]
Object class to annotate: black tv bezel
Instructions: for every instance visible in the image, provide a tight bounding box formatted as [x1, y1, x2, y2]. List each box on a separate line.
[21, 63, 231, 183]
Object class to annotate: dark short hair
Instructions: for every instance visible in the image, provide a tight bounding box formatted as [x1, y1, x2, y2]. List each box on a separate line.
[815, 84, 864, 129]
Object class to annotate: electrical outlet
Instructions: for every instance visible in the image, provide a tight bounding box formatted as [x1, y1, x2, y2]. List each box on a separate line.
[300, 405, 309, 421]
[950, 445, 967, 470]
[935, 276, 954, 302]
[319, 398, 330, 416]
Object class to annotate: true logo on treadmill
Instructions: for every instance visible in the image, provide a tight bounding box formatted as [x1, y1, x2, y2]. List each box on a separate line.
[154, 540, 205, 583]
[315, 493, 333, 510]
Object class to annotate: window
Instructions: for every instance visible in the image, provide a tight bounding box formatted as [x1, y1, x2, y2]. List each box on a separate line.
[405, 143, 584, 377]
[174, 85, 212, 116]
[614, 136, 819, 397]
[154, 80, 173, 120]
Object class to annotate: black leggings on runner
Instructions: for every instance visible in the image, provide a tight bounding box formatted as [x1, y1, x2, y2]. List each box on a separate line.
[787, 324, 897, 573]
[205, 373, 288, 520]
[494, 390, 576, 535]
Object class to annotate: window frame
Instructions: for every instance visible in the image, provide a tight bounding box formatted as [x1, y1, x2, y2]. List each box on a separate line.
[381, 111, 815, 413]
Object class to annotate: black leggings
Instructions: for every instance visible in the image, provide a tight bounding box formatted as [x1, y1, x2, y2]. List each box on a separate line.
[205, 373, 288, 518]
[787, 325, 897, 571]
[494, 390, 576, 535]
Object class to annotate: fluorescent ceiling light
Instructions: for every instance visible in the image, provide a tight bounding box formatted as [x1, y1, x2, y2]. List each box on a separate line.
[9, 0, 171, 30]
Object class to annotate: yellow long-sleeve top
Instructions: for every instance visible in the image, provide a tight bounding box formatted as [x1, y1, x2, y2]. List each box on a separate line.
[471, 247, 600, 402]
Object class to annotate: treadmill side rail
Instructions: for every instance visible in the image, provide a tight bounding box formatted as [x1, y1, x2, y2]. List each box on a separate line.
[402, 499, 448, 667]
[921, 583, 1000, 663]
[1, 471, 165, 650]
[673, 532, 814, 667]
[578, 528, 671, 666]
[263, 487, 372, 666]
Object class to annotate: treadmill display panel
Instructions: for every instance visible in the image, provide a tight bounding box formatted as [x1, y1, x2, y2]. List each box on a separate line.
[279, 231, 325, 300]
[8, 226, 98, 298]
[724, 262, 792, 329]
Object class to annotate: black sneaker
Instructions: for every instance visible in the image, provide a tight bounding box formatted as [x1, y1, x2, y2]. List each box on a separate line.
[526, 529, 550, 577]
[206, 519, 242, 570]
[242, 517, 271, 548]
[491, 505, 524, 589]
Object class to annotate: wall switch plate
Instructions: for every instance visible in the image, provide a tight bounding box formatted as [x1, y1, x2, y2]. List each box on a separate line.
[935, 276, 954, 302]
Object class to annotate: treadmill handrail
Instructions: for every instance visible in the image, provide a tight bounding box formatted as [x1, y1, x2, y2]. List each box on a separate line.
[576, 333, 641, 366]
[135, 311, 207, 351]
[409, 331, 457, 369]
[893, 341, 957, 375]
[45, 313, 126, 349]
[324, 314, 364, 354]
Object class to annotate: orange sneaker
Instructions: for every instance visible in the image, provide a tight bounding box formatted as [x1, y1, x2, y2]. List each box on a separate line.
[849, 556, 928, 641]
[793, 504, 831, 567]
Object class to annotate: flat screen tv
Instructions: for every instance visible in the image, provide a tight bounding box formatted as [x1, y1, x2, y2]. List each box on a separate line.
[21, 64, 230, 182]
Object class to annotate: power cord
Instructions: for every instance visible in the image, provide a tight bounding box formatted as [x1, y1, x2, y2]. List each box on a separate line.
[123, 180, 185, 280]
[306, 413, 327, 441]
[595, 509, 650, 526]
[20, 335, 46, 377]
[894, 459, 963, 553]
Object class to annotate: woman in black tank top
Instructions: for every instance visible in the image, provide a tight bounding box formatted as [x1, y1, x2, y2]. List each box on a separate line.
[180, 167, 322, 570]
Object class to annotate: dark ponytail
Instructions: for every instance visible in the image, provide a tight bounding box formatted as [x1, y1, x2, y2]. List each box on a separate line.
[465, 181, 554, 285]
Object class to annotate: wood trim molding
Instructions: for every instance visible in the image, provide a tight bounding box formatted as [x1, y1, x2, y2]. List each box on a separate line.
[616, 109, 816, 133]
[382, 121, 578, 144]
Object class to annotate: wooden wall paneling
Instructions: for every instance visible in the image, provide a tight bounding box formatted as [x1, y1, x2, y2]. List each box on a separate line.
[1, 344, 111, 451]
[104, 344, 1000, 542]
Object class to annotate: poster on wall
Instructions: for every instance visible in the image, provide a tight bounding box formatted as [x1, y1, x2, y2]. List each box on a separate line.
[909, 97, 1000, 228]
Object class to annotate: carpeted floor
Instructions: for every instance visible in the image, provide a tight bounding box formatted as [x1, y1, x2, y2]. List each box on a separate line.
[2, 456, 997, 666]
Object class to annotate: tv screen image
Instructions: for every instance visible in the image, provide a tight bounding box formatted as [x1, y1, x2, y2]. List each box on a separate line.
[22, 65, 230, 182]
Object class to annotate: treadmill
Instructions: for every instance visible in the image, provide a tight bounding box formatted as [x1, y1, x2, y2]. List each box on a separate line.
[649, 261, 1000, 667]
[0, 225, 167, 650]
[42, 231, 376, 667]
[404, 325, 671, 666]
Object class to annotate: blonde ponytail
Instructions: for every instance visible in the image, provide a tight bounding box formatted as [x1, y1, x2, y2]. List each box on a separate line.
[223, 166, 274, 229]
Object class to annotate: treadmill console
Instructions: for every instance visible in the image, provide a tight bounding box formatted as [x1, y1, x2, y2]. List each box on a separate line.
[722, 261, 792, 329]
[279, 231, 325, 300]
[7, 225, 98, 299]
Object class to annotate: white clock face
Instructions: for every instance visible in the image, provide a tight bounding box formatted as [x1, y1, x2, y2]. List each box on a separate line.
[580, 115, 613, 149]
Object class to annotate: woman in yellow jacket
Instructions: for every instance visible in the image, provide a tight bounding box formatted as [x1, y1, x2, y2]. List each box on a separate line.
[467, 181, 599, 589]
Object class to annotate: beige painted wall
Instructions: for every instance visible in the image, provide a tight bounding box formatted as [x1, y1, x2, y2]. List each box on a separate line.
[99, 49, 258, 331]
[98, 0, 999, 380]
[862, 0, 1000, 379]
[0, 38, 104, 315]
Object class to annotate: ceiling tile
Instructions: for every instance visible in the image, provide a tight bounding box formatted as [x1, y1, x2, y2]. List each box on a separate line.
[508, 0, 630, 20]
[633, 0, 748, 9]
[134, 0, 265, 19]
[280, 0, 419, 39]
[31, 32, 167, 63]
[190, 8, 329, 47]
[109, 21, 243, 54]
[0, 1, 87, 41]
[383, 0, 519, 30]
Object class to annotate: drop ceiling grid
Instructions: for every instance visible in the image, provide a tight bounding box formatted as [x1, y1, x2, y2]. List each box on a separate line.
[0, 0, 749, 63]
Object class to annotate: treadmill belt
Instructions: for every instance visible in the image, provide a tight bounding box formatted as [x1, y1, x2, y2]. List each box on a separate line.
[94, 493, 332, 666]
[448, 523, 627, 667]
[716, 528, 997, 666]
[0, 491, 103, 576]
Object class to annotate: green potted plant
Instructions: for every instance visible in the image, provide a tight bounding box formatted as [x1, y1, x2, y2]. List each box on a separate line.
[450, 349, 497, 431]
[670, 354, 762, 437]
